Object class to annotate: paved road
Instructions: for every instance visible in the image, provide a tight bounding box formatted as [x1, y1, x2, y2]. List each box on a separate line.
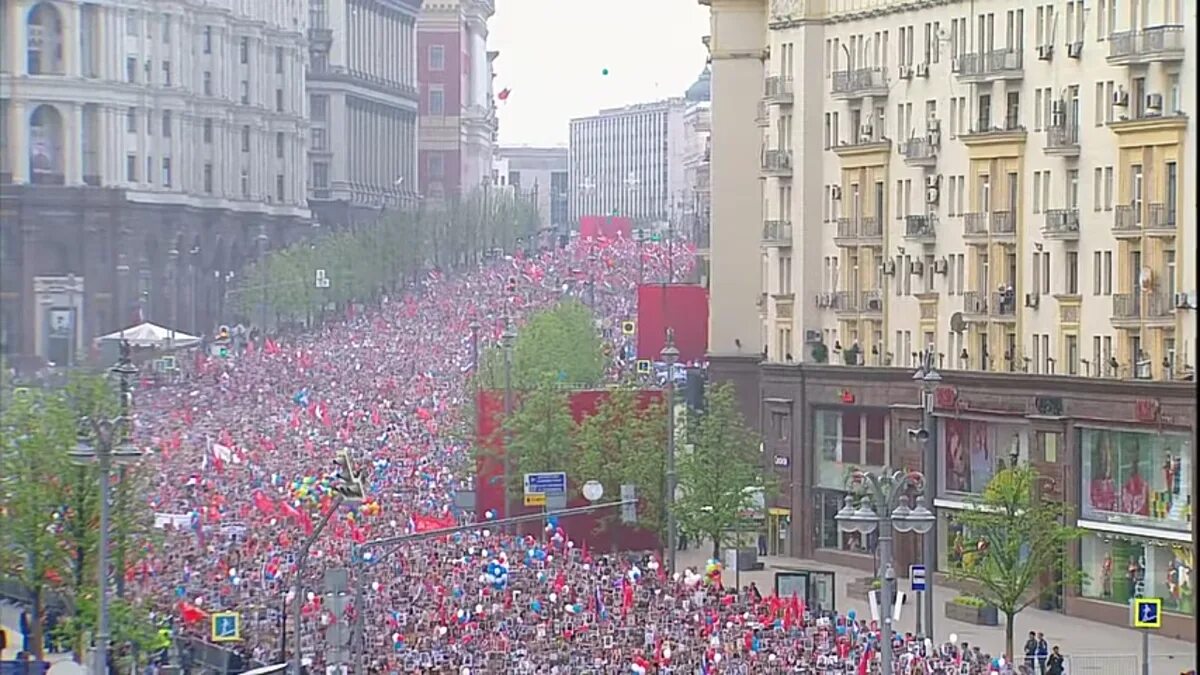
[677, 549, 1196, 672]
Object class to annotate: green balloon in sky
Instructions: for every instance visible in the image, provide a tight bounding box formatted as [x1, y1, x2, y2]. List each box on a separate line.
[602, 68, 609, 76]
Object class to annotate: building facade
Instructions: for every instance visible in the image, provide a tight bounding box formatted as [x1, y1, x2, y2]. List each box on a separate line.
[492, 146, 568, 232]
[682, 65, 712, 285]
[416, 0, 497, 202]
[568, 98, 689, 227]
[0, 0, 310, 361]
[704, 0, 1195, 382]
[306, 0, 421, 225]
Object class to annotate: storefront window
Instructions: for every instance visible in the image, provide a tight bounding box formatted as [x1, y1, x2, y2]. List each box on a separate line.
[938, 418, 1028, 495]
[1079, 428, 1192, 532]
[1080, 533, 1193, 614]
[816, 490, 878, 554]
[936, 509, 1027, 573]
[814, 409, 888, 490]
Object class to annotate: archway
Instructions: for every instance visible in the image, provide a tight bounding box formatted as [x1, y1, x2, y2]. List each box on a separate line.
[29, 104, 64, 184]
[26, 2, 64, 75]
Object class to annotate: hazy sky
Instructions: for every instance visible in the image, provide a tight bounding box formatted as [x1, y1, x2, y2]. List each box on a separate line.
[489, 0, 711, 147]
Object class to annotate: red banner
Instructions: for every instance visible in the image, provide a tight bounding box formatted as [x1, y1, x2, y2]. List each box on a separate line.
[636, 284, 709, 363]
[579, 214, 632, 239]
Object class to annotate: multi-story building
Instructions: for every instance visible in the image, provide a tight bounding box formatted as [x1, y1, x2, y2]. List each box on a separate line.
[568, 98, 688, 227]
[703, 0, 1196, 636]
[0, 0, 310, 361]
[417, 0, 497, 201]
[682, 64, 712, 283]
[306, 0, 421, 224]
[492, 146, 569, 232]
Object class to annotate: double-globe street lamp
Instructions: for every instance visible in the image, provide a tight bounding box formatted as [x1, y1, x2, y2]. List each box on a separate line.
[835, 469, 935, 675]
[69, 341, 143, 675]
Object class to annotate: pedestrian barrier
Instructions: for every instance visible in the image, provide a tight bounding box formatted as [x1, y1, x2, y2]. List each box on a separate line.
[1065, 653, 1196, 675]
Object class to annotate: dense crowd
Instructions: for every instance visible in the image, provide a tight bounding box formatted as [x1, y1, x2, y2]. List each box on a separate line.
[102, 236, 1013, 673]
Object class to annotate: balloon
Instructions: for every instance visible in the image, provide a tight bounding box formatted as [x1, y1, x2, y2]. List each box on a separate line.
[231, 576, 241, 586]
[549, 593, 557, 603]
[485, 510, 495, 519]
[307, 592, 315, 602]
[847, 609, 856, 620]
[474, 603, 483, 614]
[371, 581, 381, 592]
[392, 632, 401, 642]
[228, 568, 238, 578]
[601, 68, 609, 76]
[481, 529, 491, 538]
[949, 633, 959, 644]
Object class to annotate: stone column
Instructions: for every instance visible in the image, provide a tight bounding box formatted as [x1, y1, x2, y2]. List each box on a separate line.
[65, 103, 83, 185]
[10, 100, 29, 183]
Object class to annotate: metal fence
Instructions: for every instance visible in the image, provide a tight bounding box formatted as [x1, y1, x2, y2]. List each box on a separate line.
[1065, 653, 1196, 675]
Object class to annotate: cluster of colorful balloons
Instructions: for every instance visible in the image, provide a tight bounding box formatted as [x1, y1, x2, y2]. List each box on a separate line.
[291, 475, 334, 505]
[704, 558, 723, 584]
[481, 557, 509, 590]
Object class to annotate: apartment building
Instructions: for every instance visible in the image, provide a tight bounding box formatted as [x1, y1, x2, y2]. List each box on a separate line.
[683, 64, 713, 284]
[568, 98, 689, 226]
[493, 146, 569, 231]
[307, 0, 422, 225]
[0, 0, 310, 359]
[703, 0, 1196, 635]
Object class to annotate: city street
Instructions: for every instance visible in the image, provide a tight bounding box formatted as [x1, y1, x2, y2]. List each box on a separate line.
[679, 549, 1196, 672]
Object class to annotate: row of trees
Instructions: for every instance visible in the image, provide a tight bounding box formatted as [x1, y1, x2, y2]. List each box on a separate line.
[472, 300, 770, 556]
[0, 372, 161, 663]
[231, 187, 542, 325]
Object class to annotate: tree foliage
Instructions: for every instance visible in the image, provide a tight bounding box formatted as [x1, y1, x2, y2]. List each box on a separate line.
[502, 378, 577, 498]
[476, 300, 606, 390]
[675, 382, 770, 558]
[230, 188, 541, 325]
[947, 466, 1084, 659]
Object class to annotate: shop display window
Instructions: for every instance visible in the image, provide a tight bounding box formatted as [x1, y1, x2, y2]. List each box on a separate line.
[1080, 533, 1193, 614]
[938, 419, 1028, 495]
[1079, 428, 1192, 532]
[816, 490, 878, 554]
[814, 409, 888, 491]
[937, 510, 1029, 573]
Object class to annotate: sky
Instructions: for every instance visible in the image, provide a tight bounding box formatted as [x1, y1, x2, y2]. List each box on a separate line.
[488, 0, 711, 147]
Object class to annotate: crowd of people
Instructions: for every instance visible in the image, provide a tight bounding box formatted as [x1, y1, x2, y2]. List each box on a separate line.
[52, 236, 1040, 673]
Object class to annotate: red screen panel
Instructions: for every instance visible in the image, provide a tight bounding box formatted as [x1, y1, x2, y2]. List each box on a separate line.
[636, 284, 709, 363]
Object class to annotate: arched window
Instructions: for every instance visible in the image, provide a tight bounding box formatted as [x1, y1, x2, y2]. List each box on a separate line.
[29, 104, 64, 184]
[26, 2, 64, 75]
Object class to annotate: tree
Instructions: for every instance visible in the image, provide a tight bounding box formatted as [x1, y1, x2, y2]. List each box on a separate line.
[674, 382, 770, 558]
[476, 300, 606, 390]
[947, 465, 1084, 659]
[573, 387, 667, 535]
[502, 377, 577, 501]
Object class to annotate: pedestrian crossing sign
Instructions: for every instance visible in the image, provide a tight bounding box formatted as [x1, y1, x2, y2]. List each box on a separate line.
[1132, 597, 1162, 629]
[211, 611, 241, 642]
[636, 360, 652, 374]
[621, 320, 636, 335]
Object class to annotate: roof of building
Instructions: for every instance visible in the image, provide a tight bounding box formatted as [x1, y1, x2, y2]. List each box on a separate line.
[684, 64, 711, 102]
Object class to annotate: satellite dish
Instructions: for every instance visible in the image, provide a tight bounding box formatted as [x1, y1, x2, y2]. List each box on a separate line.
[950, 312, 966, 333]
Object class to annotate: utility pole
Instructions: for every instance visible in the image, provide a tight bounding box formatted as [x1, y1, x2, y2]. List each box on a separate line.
[501, 319, 517, 522]
[661, 330, 680, 573]
[913, 344, 941, 639]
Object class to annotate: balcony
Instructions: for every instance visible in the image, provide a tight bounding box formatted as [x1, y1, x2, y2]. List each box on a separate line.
[1042, 209, 1080, 240]
[1044, 123, 1080, 156]
[959, 117, 1027, 145]
[764, 76, 794, 105]
[903, 214, 937, 243]
[899, 137, 938, 167]
[834, 216, 883, 246]
[1112, 292, 1175, 327]
[954, 49, 1024, 82]
[990, 291, 1018, 321]
[1107, 25, 1186, 65]
[860, 290, 883, 315]
[831, 68, 889, 99]
[833, 290, 859, 314]
[963, 213, 990, 241]
[1113, 205, 1141, 238]
[762, 220, 793, 247]
[990, 211, 1016, 239]
[760, 149, 792, 177]
[1146, 203, 1177, 235]
[755, 100, 769, 127]
[962, 291, 989, 319]
[833, 136, 891, 159]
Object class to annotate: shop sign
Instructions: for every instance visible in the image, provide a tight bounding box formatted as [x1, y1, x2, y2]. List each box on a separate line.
[934, 386, 958, 409]
[773, 454, 790, 468]
[1134, 399, 1161, 423]
[839, 389, 856, 404]
[1034, 396, 1064, 417]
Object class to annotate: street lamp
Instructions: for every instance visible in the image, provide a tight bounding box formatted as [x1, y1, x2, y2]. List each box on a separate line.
[835, 469, 934, 675]
[68, 340, 141, 675]
[501, 319, 517, 522]
[660, 329, 680, 573]
[911, 344, 941, 639]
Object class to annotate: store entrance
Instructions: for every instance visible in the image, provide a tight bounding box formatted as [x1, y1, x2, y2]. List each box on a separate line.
[767, 508, 790, 557]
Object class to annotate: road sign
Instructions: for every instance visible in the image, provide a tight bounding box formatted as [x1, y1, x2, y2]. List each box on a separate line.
[636, 360, 652, 374]
[1132, 597, 1162, 628]
[523, 472, 567, 495]
[620, 484, 637, 524]
[524, 493, 547, 507]
[211, 612, 241, 642]
[621, 320, 636, 335]
[910, 564, 927, 592]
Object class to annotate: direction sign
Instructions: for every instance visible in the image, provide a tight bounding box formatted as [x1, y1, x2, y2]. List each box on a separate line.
[636, 360, 652, 374]
[211, 612, 241, 642]
[909, 564, 927, 592]
[1132, 597, 1162, 628]
[523, 472, 567, 495]
[621, 320, 636, 335]
[524, 493, 547, 507]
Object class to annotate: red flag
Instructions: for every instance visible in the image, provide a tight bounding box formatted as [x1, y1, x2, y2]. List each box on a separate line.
[497, 87, 511, 101]
[178, 601, 209, 624]
[857, 643, 874, 675]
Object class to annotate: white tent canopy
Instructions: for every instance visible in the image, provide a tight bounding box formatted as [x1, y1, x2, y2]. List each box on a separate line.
[95, 322, 202, 349]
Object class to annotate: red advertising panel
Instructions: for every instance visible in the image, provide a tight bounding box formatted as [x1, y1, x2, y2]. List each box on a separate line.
[579, 214, 633, 239]
[474, 389, 663, 552]
[636, 284, 709, 363]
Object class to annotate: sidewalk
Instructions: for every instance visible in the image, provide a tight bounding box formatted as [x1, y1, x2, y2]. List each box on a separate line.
[677, 549, 1196, 670]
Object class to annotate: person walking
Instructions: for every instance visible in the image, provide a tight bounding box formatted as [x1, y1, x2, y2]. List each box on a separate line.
[1035, 632, 1049, 674]
[1023, 631, 1039, 672]
[1044, 646, 1065, 675]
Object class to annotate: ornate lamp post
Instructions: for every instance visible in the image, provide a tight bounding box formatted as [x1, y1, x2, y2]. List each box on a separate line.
[501, 319, 517, 521]
[660, 329, 680, 572]
[911, 345, 941, 637]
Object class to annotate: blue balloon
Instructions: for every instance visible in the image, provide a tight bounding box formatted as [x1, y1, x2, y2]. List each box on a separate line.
[836, 626, 847, 636]
[847, 609, 857, 620]
[531, 600, 542, 612]
[547, 516, 559, 530]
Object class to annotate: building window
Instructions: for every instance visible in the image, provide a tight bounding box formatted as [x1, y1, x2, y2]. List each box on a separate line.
[312, 161, 329, 189]
[161, 61, 171, 86]
[240, 37, 250, 64]
[241, 125, 251, 152]
[310, 95, 328, 122]
[203, 26, 213, 54]
[161, 157, 171, 187]
[1081, 534, 1193, 613]
[427, 153, 444, 178]
[1065, 251, 1079, 294]
[203, 163, 213, 193]
[814, 409, 888, 491]
[276, 132, 285, 158]
[939, 419, 1027, 495]
[276, 174, 285, 202]
[276, 88, 284, 112]
[126, 10, 139, 35]
[146, 155, 152, 183]
[203, 70, 213, 96]
[126, 107, 137, 133]
[126, 153, 137, 181]
[311, 128, 327, 151]
[275, 46, 284, 74]
[240, 169, 249, 198]
[428, 45, 445, 71]
[161, 13, 171, 42]
[161, 110, 172, 137]
[1079, 427, 1191, 534]
[240, 80, 250, 104]
[126, 56, 138, 82]
[428, 87, 445, 116]
[203, 118, 213, 143]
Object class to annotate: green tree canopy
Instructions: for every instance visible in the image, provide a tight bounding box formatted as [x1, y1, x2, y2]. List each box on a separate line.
[947, 465, 1084, 659]
[675, 382, 770, 558]
[476, 299, 605, 390]
[501, 377, 577, 499]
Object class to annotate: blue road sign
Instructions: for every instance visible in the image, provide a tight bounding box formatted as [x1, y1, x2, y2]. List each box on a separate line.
[910, 564, 927, 592]
[211, 612, 241, 642]
[1132, 597, 1162, 629]
[523, 472, 567, 495]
